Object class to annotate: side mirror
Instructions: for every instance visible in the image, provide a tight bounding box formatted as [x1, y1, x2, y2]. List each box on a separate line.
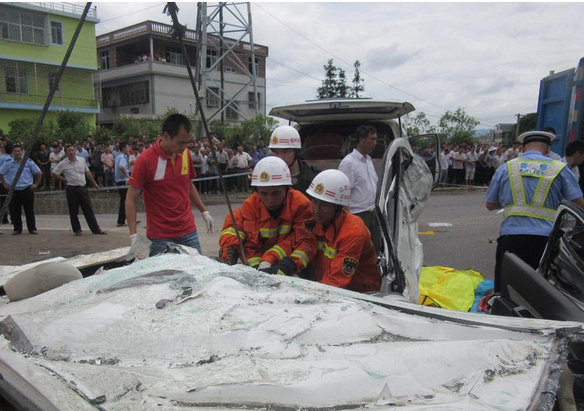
[409, 134, 440, 189]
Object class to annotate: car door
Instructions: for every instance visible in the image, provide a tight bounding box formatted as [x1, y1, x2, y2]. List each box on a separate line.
[375, 135, 439, 303]
[494, 201, 584, 322]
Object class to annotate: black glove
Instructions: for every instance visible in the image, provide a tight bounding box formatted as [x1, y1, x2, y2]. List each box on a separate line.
[260, 257, 296, 276]
[220, 247, 239, 265]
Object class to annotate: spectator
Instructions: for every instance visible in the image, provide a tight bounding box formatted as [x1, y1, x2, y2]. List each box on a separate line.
[464, 146, 478, 186]
[49, 144, 64, 190]
[0, 142, 12, 224]
[207, 146, 219, 194]
[51, 144, 106, 236]
[439, 148, 450, 186]
[226, 148, 236, 192]
[115, 142, 130, 227]
[101, 147, 115, 187]
[562, 140, 584, 184]
[92, 143, 104, 186]
[338, 125, 381, 254]
[200, 146, 209, 194]
[0, 145, 41, 234]
[450, 147, 465, 185]
[36, 143, 51, 189]
[191, 144, 204, 193]
[76, 142, 89, 166]
[234, 146, 252, 192]
[251, 145, 262, 167]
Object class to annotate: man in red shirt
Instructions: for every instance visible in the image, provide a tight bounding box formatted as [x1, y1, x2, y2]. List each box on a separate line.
[126, 114, 214, 256]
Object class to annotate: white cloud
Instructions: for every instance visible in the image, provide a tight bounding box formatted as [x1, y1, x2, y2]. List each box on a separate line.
[92, 2, 584, 127]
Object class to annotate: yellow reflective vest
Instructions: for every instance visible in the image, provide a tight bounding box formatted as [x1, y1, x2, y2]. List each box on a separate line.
[503, 158, 566, 222]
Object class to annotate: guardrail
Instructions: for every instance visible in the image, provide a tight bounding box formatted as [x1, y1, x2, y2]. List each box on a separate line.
[24, 2, 98, 18]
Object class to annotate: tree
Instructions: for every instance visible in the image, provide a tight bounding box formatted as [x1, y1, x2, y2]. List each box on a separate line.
[336, 69, 349, 98]
[56, 111, 92, 143]
[241, 115, 279, 144]
[402, 112, 431, 137]
[438, 107, 480, 147]
[509, 112, 537, 140]
[350, 60, 364, 98]
[317, 59, 339, 99]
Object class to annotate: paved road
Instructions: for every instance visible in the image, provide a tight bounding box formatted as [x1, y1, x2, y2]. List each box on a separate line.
[3, 191, 501, 280]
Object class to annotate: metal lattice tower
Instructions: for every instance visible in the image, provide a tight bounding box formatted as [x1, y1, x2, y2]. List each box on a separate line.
[195, 2, 259, 128]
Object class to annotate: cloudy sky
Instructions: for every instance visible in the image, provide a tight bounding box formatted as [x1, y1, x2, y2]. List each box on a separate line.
[94, 2, 584, 129]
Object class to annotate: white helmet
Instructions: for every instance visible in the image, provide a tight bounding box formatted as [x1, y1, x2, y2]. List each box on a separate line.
[307, 170, 351, 206]
[251, 156, 292, 187]
[269, 125, 301, 149]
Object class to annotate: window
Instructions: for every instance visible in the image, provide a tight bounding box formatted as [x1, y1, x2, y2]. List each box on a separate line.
[102, 81, 149, 108]
[248, 57, 259, 74]
[50, 21, 63, 45]
[226, 101, 238, 120]
[206, 87, 220, 108]
[48, 72, 60, 93]
[248, 92, 261, 109]
[0, 6, 45, 45]
[225, 66, 237, 74]
[100, 51, 110, 70]
[165, 47, 183, 65]
[5, 65, 28, 94]
[206, 49, 217, 69]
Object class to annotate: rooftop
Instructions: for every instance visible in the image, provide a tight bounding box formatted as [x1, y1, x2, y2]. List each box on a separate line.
[5, 2, 99, 21]
[97, 20, 268, 56]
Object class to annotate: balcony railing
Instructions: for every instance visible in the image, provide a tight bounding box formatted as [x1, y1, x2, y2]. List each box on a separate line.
[0, 92, 99, 109]
[21, 2, 98, 19]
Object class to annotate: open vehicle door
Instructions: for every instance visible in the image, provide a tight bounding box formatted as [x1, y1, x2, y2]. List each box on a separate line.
[375, 135, 439, 302]
[493, 201, 584, 323]
[409, 134, 441, 189]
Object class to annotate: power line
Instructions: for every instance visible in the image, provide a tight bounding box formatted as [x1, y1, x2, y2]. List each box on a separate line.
[268, 57, 321, 82]
[254, 3, 500, 126]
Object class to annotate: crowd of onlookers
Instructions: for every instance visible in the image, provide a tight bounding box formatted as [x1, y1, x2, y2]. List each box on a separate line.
[0, 133, 272, 194]
[439, 142, 526, 187]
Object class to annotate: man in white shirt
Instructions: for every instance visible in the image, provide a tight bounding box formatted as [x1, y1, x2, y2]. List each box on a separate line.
[338, 125, 381, 254]
[234, 146, 252, 192]
[561, 140, 584, 184]
[52, 144, 106, 236]
[439, 148, 450, 186]
[464, 148, 478, 186]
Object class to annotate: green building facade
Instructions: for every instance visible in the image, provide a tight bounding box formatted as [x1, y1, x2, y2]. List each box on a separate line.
[0, 3, 99, 133]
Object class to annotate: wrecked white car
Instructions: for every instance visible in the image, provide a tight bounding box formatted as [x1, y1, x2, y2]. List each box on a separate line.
[0, 247, 582, 410]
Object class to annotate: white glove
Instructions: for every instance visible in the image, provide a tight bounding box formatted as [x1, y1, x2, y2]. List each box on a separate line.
[130, 234, 139, 247]
[128, 234, 150, 260]
[258, 261, 271, 270]
[202, 211, 214, 234]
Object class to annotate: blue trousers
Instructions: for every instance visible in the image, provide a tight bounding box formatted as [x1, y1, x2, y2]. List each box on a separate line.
[149, 230, 202, 256]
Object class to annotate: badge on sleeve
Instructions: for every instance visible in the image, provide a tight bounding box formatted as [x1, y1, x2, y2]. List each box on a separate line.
[342, 257, 359, 276]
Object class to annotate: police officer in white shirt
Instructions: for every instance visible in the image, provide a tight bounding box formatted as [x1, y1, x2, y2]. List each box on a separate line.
[338, 125, 381, 254]
[52, 144, 106, 236]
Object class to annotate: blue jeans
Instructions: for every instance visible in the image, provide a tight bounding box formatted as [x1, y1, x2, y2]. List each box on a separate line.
[149, 230, 202, 257]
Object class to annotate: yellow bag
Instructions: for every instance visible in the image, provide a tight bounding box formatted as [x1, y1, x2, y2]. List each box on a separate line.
[419, 266, 484, 312]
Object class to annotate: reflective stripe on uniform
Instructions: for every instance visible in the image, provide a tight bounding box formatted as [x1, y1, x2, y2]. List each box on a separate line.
[504, 158, 565, 222]
[260, 225, 291, 238]
[318, 241, 337, 260]
[260, 227, 278, 238]
[291, 250, 309, 268]
[181, 149, 189, 175]
[279, 225, 291, 235]
[248, 257, 262, 267]
[219, 227, 247, 240]
[266, 245, 286, 261]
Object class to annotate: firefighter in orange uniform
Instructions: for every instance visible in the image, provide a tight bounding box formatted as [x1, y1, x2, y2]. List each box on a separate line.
[219, 156, 315, 276]
[305, 169, 381, 292]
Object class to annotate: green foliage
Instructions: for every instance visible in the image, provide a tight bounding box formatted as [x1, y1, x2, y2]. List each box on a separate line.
[94, 126, 113, 145]
[403, 112, 431, 137]
[317, 59, 365, 99]
[209, 115, 278, 150]
[508, 112, 537, 141]
[7, 118, 35, 142]
[350, 60, 364, 98]
[317, 59, 339, 99]
[438, 107, 480, 147]
[56, 111, 92, 143]
[112, 116, 160, 141]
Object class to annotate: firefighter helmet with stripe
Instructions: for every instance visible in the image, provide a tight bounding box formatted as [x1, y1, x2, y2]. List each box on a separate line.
[307, 169, 351, 206]
[268, 125, 302, 149]
[251, 156, 292, 187]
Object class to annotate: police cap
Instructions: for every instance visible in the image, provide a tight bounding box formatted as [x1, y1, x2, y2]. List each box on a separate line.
[517, 131, 556, 146]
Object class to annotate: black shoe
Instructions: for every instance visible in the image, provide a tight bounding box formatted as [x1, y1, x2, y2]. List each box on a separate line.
[12, 230, 22, 235]
[116, 223, 127, 227]
[74, 231, 82, 236]
[93, 230, 107, 235]
[29, 230, 38, 235]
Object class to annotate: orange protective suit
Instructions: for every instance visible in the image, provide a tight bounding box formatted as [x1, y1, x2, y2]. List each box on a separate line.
[219, 188, 316, 273]
[309, 209, 381, 293]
